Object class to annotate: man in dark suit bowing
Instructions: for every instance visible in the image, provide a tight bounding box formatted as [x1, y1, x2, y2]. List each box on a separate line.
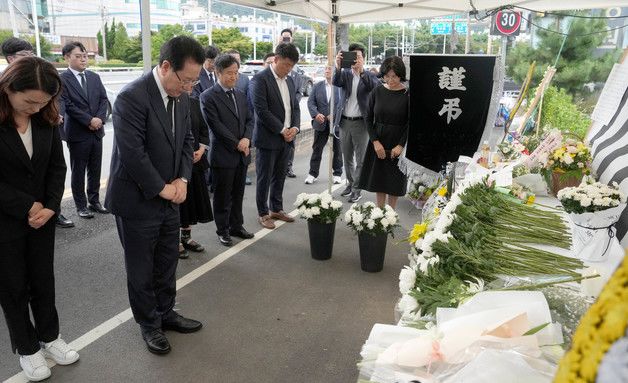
[60, 41, 109, 218]
[104, 36, 205, 355]
[305, 65, 343, 185]
[200, 54, 254, 247]
[191, 45, 219, 99]
[250, 43, 300, 229]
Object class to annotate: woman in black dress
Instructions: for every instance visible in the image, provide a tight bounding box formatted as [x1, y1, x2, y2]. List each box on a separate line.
[358, 56, 409, 209]
[178, 93, 213, 258]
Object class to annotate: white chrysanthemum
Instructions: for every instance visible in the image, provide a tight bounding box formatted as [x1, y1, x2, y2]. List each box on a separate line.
[580, 197, 592, 207]
[397, 294, 419, 314]
[307, 195, 320, 204]
[303, 209, 313, 219]
[356, 225, 364, 231]
[408, 253, 418, 269]
[417, 255, 430, 273]
[299, 206, 307, 215]
[320, 201, 329, 209]
[352, 213, 364, 226]
[414, 238, 424, 250]
[331, 200, 343, 209]
[366, 219, 375, 230]
[320, 192, 333, 204]
[562, 153, 574, 165]
[363, 201, 376, 208]
[311, 206, 321, 215]
[399, 266, 417, 294]
[295, 193, 307, 206]
[381, 217, 390, 228]
[371, 208, 384, 219]
[344, 211, 352, 223]
[388, 216, 398, 226]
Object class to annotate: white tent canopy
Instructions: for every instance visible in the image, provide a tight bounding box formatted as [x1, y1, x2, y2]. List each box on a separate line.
[219, 0, 628, 23]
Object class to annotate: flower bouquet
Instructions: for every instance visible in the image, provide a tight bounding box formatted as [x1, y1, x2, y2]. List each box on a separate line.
[407, 173, 439, 209]
[294, 192, 343, 260]
[558, 177, 627, 262]
[344, 202, 399, 272]
[546, 139, 592, 195]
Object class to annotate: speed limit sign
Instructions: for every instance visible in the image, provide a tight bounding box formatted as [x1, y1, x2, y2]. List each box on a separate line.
[490, 10, 522, 36]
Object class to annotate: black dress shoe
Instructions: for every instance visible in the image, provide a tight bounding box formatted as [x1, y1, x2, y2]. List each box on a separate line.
[88, 203, 109, 214]
[56, 214, 75, 228]
[142, 329, 171, 354]
[229, 228, 254, 239]
[218, 234, 233, 247]
[162, 313, 203, 334]
[77, 208, 95, 219]
[286, 170, 296, 178]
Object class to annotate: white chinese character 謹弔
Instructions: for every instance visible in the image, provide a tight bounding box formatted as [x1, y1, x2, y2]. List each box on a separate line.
[438, 67, 467, 91]
[438, 98, 462, 124]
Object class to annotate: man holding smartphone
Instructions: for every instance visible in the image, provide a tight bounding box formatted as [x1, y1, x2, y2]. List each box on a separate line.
[333, 44, 380, 203]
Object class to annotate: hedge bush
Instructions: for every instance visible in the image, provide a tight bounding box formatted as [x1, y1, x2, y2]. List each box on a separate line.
[540, 86, 591, 139]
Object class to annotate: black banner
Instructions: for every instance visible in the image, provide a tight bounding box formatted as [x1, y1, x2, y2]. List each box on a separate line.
[407, 55, 496, 172]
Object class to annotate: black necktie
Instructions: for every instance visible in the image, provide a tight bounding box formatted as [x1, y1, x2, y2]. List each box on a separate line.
[226, 90, 238, 115]
[208, 72, 214, 87]
[78, 72, 87, 96]
[167, 96, 175, 138]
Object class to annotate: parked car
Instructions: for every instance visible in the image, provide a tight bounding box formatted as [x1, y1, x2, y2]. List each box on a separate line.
[294, 65, 314, 96]
[240, 60, 265, 79]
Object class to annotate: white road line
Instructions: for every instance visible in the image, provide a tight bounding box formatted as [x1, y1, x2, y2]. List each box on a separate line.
[4, 182, 344, 383]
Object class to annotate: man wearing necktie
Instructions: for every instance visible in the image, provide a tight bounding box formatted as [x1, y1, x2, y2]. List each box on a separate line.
[60, 41, 109, 219]
[192, 45, 220, 99]
[105, 36, 204, 355]
[200, 54, 254, 246]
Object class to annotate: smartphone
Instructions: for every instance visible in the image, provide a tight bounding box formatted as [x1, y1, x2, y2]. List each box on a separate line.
[340, 51, 357, 68]
[282, 36, 291, 43]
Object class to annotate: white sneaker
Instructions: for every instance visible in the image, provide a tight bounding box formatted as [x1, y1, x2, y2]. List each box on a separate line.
[41, 337, 79, 365]
[333, 176, 342, 184]
[19, 351, 51, 381]
[304, 175, 317, 184]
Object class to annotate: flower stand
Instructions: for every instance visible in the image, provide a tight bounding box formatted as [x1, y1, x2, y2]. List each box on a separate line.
[307, 220, 336, 260]
[551, 170, 581, 196]
[358, 231, 388, 272]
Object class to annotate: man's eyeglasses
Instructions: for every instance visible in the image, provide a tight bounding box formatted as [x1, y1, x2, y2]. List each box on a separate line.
[10, 50, 35, 58]
[174, 71, 200, 87]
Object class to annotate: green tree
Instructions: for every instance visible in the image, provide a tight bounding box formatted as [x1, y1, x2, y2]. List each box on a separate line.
[122, 34, 144, 64]
[212, 27, 253, 61]
[96, 29, 103, 56]
[255, 42, 273, 60]
[24, 34, 52, 58]
[196, 35, 208, 47]
[507, 16, 619, 95]
[110, 22, 130, 61]
[150, 24, 193, 61]
[107, 19, 116, 54]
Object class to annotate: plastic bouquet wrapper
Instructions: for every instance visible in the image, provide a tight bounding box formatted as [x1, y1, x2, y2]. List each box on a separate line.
[557, 179, 627, 263]
[358, 291, 562, 383]
[514, 173, 548, 196]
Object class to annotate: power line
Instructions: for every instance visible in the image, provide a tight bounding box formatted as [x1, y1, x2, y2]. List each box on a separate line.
[520, 13, 628, 38]
[512, 5, 628, 19]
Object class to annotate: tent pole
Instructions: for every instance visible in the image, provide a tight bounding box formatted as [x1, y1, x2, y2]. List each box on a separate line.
[140, 0, 151, 73]
[327, 20, 336, 194]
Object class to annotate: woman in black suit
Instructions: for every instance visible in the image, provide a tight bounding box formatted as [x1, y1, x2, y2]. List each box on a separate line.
[0, 57, 79, 381]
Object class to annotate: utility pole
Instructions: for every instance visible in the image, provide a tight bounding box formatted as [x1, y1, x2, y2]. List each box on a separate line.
[401, 22, 405, 56]
[207, 0, 213, 44]
[50, 0, 56, 35]
[31, 0, 41, 57]
[100, 0, 107, 60]
[253, 8, 257, 60]
[8, 0, 19, 37]
[465, 12, 471, 53]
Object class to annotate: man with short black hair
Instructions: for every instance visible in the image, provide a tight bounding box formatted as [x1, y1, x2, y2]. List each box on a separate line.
[192, 45, 220, 99]
[1, 37, 34, 62]
[251, 43, 300, 229]
[334, 43, 380, 203]
[200, 54, 254, 247]
[105, 36, 205, 355]
[60, 41, 110, 219]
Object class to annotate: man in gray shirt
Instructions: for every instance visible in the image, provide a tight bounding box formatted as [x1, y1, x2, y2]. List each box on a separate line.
[333, 43, 380, 203]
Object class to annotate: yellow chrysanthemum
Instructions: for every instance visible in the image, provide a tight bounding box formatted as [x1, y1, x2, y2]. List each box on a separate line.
[437, 187, 447, 197]
[526, 195, 536, 205]
[433, 207, 441, 216]
[408, 222, 428, 243]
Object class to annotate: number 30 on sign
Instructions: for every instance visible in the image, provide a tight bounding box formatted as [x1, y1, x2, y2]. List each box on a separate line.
[490, 10, 522, 36]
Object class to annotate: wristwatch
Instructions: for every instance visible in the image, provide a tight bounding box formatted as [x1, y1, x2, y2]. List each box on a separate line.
[180, 177, 188, 183]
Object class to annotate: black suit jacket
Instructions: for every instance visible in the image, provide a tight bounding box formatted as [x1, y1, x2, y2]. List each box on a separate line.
[191, 69, 215, 99]
[0, 117, 66, 242]
[200, 83, 253, 168]
[189, 97, 209, 172]
[59, 69, 109, 142]
[250, 67, 300, 150]
[104, 71, 194, 219]
[307, 80, 341, 132]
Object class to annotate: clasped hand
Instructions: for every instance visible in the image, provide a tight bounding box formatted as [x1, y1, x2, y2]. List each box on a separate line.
[159, 178, 187, 204]
[89, 117, 103, 131]
[373, 141, 403, 160]
[282, 127, 297, 142]
[28, 202, 55, 229]
[237, 138, 250, 156]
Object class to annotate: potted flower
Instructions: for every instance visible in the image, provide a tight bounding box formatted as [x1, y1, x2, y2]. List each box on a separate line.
[558, 177, 627, 262]
[294, 192, 343, 260]
[546, 139, 591, 195]
[344, 202, 400, 272]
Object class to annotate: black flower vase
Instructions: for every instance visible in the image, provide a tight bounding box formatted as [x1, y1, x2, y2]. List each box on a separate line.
[358, 231, 388, 272]
[307, 220, 336, 260]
